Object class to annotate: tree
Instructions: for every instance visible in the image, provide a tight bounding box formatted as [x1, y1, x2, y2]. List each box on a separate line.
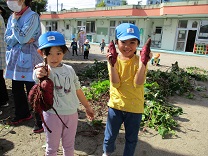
[96, 1, 106, 7]
[31, 0, 47, 15]
[121, 0, 128, 5]
[0, 0, 12, 24]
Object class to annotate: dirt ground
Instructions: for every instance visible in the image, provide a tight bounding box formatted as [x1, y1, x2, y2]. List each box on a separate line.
[0, 44, 208, 156]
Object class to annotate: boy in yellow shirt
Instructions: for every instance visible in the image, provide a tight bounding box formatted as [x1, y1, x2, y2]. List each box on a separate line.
[103, 23, 152, 156]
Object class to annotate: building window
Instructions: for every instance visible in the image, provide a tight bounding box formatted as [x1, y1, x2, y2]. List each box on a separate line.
[52, 21, 57, 31]
[77, 21, 82, 26]
[129, 21, 135, 24]
[45, 21, 57, 31]
[198, 20, 208, 40]
[118, 20, 135, 25]
[110, 21, 116, 27]
[86, 21, 95, 33]
[66, 24, 70, 30]
[178, 20, 188, 28]
[192, 21, 198, 28]
[77, 21, 86, 32]
[155, 27, 162, 34]
[118, 20, 136, 25]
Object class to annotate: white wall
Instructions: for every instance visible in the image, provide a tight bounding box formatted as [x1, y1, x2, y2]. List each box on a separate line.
[137, 19, 145, 46]
[161, 19, 177, 50]
[41, 22, 46, 33]
[96, 19, 109, 43]
[137, 19, 152, 47]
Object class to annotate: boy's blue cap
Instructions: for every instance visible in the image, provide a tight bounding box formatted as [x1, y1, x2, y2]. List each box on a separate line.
[116, 23, 140, 41]
[38, 31, 66, 49]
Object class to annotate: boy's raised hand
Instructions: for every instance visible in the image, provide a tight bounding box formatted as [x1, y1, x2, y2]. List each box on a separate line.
[140, 38, 151, 66]
[107, 40, 118, 67]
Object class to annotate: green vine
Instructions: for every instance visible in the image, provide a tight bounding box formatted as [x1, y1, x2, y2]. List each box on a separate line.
[79, 61, 207, 138]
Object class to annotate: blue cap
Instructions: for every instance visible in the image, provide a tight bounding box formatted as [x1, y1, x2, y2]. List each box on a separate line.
[116, 23, 140, 41]
[38, 31, 66, 49]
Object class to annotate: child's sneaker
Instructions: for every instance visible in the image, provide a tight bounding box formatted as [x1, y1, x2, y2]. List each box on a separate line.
[33, 125, 44, 133]
[1, 103, 9, 108]
[102, 152, 111, 156]
[10, 114, 32, 125]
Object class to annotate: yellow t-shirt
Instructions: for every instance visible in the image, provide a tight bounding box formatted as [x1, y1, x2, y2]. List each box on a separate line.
[108, 55, 146, 113]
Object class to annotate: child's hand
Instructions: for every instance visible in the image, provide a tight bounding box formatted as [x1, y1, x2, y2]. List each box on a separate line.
[139, 52, 153, 66]
[107, 40, 118, 67]
[140, 38, 151, 66]
[106, 51, 112, 60]
[35, 67, 49, 79]
[85, 106, 94, 120]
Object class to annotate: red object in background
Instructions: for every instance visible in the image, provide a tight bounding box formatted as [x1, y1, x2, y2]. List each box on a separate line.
[108, 40, 118, 67]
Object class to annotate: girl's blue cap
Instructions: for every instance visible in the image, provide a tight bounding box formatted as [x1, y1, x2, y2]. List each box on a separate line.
[38, 31, 66, 49]
[116, 23, 140, 41]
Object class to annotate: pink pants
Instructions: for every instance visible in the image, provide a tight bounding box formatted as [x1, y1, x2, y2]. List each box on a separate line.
[43, 112, 78, 156]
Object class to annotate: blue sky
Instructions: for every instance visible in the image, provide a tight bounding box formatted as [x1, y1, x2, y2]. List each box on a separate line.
[47, 0, 141, 11]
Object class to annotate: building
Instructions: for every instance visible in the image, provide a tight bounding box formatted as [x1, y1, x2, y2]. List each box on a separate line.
[40, 0, 208, 54]
[96, 0, 122, 6]
[145, 0, 194, 5]
[95, 0, 177, 6]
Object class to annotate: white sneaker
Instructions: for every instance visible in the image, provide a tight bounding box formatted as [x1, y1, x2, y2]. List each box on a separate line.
[1, 103, 9, 107]
[0, 110, 2, 115]
[102, 153, 110, 156]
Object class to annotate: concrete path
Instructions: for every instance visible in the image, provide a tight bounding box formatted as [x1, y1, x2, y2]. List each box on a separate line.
[65, 43, 208, 71]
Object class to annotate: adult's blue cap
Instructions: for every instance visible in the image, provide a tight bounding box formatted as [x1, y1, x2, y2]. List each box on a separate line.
[38, 31, 66, 49]
[116, 23, 140, 41]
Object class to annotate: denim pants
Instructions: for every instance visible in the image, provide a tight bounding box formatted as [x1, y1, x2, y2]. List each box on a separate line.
[103, 107, 142, 156]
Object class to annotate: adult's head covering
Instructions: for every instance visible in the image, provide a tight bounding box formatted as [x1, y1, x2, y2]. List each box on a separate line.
[38, 31, 66, 50]
[115, 23, 140, 41]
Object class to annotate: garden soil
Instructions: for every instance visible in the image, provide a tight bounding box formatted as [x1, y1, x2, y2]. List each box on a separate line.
[0, 43, 208, 156]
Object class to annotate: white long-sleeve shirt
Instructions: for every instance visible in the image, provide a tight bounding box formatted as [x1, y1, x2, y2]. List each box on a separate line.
[33, 63, 81, 115]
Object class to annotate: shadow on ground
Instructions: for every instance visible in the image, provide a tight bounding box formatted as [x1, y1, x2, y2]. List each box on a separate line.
[0, 139, 14, 155]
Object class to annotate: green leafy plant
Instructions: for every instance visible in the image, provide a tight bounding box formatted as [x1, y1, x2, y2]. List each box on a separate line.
[78, 59, 108, 80]
[82, 80, 110, 119]
[78, 60, 208, 138]
[82, 80, 110, 100]
[143, 82, 183, 138]
[186, 92, 194, 99]
[147, 62, 194, 97]
[186, 67, 208, 81]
